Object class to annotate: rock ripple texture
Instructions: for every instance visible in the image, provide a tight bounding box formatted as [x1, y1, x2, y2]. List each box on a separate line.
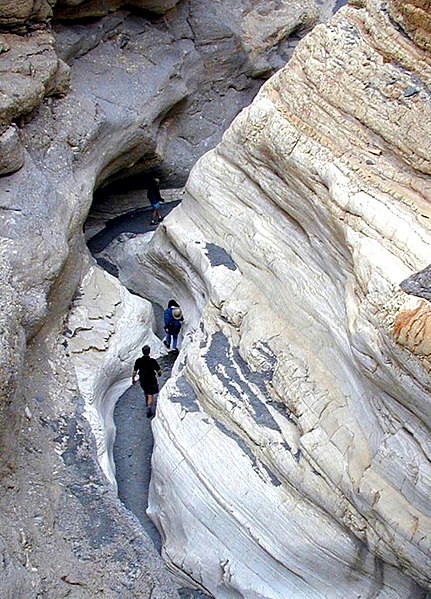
[136, 1, 431, 597]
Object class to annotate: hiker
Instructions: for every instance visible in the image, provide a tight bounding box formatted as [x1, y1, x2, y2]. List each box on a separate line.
[163, 300, 184, 353]
[147, 178, 164, 225]
[132, 345, 162, 418]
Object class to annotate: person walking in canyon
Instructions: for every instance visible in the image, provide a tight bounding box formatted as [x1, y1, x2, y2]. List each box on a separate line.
[147, 177, 165, 225]
[163, 299, 184, 354]
[132, 345, 162, 418]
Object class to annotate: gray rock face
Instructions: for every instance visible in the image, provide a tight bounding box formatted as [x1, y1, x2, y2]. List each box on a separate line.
[55, 0, 181, 20]
[0, 0, 54, 30]
[0, 28, 69, 174]
[0, 0, 180, 29]
[0, 536, 34, 599]
[53, 1, 333, 188]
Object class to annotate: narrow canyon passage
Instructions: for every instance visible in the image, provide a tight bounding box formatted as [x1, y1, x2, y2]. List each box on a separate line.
[113, 352, 177, 549]
[85, 197, 178, 528]
[87, 198, 181, 275]
[86, 194, 211, 598]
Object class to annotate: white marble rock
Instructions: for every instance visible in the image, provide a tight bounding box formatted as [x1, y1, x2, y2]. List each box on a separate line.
[66, 264, 163, 489]
[138, 1, 431, 596]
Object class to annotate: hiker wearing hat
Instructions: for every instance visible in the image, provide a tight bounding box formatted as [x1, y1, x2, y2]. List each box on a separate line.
[147, 177, 165, 225]
[163, 299, 184, 353]
[132, 345, 162, 418]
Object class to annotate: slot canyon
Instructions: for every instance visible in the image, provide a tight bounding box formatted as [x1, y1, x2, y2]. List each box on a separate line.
[0, 0, 430, 598]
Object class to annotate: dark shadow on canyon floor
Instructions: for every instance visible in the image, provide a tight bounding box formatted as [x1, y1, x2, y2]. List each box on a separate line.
[114, 359, 210, 599]
[87, 200, 181, 254]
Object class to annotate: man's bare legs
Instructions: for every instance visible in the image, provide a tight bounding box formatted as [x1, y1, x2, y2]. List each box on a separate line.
[146, 393, 153, 418]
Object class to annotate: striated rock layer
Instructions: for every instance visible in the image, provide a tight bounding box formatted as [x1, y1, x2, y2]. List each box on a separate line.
[134, 0, 431, 596]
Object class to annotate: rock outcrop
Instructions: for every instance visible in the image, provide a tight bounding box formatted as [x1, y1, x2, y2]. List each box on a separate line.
[0, 0, 348, 599]
[125, 0, 431, 596]
[55, 0, 182, 20]
[0, 29, 69, 175]
[0, 0, 338, 440]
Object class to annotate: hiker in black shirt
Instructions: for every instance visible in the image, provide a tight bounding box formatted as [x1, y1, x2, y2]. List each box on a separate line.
[132, 345, 162, 418]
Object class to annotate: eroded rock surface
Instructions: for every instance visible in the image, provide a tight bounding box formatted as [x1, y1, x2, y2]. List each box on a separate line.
[0, 0, 336, 433]
[126, 1, 431, 596]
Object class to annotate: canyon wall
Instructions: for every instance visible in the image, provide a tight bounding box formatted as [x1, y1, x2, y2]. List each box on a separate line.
[131, 0, 431, 596]
[0, 0, 345, 596]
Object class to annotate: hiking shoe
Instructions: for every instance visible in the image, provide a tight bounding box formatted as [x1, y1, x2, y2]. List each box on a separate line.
[150, 220, 157, 225]
[163, 340, 170, 348]
[146, 407, 152, 418]
[158, 216, 164, 222]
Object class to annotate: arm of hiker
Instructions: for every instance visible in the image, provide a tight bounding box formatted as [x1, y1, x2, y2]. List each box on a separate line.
[132, 370, 137, 385]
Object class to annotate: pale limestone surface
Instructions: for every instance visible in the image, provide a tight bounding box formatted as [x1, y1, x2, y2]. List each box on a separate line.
[66, 264, 163, 488]
[127, 1, 431, 596]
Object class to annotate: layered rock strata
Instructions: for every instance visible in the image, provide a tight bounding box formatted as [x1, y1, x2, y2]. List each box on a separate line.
[1, 0, 327, 436]
[0, 0, 336, 462]
[127, 1, 431, 596]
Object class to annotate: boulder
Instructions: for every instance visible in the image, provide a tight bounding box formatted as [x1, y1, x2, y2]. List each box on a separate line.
[0, 0, 54, 30]
[0, 126, 24, 175]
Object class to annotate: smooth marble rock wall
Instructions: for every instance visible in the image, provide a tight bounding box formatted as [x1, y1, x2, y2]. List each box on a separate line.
[66, 264, 163, 488]
[131, 1, 431, 596]
[0, 0, 339, 432]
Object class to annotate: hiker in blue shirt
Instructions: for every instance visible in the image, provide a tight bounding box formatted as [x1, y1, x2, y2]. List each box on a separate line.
[147, 178, 164, 225]
[163, 299, 184, 354]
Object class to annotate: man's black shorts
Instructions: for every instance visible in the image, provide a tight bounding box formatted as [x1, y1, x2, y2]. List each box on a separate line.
[139, 379, 159, 395]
